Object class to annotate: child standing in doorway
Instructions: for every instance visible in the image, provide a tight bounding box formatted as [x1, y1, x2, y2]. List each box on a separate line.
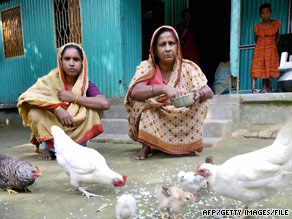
[250, 3, 281, 93]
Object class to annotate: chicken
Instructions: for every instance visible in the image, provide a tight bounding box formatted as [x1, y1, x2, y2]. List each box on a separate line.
[195, 119, 292, 215]
[157, 185, 195, 219]
[115, 194, 136, 219]
[177, 171, 207, 195]
[50, 125, 127, 198]
[0, 154, 40, 194]
[177, 156, 213, 194]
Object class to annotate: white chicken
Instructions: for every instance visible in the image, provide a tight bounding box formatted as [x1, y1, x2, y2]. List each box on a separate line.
[178, 156, 213, 194]
[177, 171, 207, 195]
[156, 185, 195, 219]
[50, 126, 127, 198]
[195, 119, 292, 213]
[115, 194, 136, 219]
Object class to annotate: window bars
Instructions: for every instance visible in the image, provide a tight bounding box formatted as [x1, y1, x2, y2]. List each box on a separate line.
[53, 0, 82, 48]
[1, 6, 24, 58]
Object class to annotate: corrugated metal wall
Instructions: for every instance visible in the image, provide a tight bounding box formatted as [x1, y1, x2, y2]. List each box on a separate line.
[239, 0, 290, 92]
[120, 0, 142, 90]
[0, 0, 57, 103]
[0, 0, 142, 103]
[81, 0, 125, 97]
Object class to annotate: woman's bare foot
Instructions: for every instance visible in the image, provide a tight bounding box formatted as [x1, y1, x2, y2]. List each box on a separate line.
[39, 148, 55, 160]
[134, 144, 152, 160]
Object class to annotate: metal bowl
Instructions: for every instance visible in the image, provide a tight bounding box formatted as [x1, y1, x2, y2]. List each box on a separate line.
[171, 93, 196, 108]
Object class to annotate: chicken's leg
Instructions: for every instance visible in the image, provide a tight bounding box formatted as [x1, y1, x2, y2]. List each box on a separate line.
[158, 207, 166, 219]
[167, 208, 180, 219]
[78, 187, 101, 198]
[24, 187, 32, 192]
[4, 188, 18, 194]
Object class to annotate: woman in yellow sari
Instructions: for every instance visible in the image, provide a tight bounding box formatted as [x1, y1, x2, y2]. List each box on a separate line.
[124, 26, 213, 160]
[17, 43, 109, 160]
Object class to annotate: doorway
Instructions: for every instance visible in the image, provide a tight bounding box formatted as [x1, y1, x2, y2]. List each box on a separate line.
[141, 0, 165, 60]
[189, 1, 231, 87]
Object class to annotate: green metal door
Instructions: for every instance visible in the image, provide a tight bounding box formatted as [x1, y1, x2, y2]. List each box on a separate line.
[239, 0, 290, 92]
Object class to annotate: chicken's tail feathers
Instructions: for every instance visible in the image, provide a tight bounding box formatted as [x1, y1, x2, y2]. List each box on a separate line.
[275, 118, 292, 145]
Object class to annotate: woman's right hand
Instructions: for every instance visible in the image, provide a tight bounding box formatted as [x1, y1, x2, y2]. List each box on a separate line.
[55, 107, 75, 127]
[163, 85, 185, 99]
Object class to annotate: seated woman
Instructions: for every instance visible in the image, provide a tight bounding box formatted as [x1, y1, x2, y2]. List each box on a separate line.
[17, 43, 109, 160]
[124, 26, 213, 160]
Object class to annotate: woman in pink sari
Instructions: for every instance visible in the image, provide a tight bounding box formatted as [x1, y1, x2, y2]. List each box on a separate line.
[124, 26, 213, 160]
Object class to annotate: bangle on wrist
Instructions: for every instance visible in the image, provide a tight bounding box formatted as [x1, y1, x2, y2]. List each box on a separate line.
[54, 106, 61, 114]
[73, 95, 79, 104]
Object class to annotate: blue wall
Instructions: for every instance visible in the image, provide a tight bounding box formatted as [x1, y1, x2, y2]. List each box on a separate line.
[0, 0, 142, 103]
[0, 0, 57, 103]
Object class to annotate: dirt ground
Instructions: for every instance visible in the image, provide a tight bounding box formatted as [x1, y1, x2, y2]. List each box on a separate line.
[0, 125, 291, 219]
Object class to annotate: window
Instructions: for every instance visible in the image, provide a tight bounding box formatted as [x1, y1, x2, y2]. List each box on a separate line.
[53, 0, 82, 48]
[1, 6, 24, 58]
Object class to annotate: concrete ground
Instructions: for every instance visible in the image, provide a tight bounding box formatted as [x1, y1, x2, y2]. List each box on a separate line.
[0, 125, 292, 219]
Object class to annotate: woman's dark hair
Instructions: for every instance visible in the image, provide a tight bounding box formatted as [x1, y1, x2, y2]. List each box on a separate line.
[61, 44, 83, 60]
[153, 28, 176, 63]
[259, 3, 272, 14]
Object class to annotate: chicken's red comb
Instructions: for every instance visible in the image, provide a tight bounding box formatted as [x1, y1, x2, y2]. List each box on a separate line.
[195, 162, 203, 173]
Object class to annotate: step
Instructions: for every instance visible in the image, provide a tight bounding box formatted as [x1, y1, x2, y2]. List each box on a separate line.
[101, 118, 232, 138]
[103, 98, 127, 119]
[91, 133, 221, 148]
[203, 119, 233, 138]
[101, 118, 129, 135]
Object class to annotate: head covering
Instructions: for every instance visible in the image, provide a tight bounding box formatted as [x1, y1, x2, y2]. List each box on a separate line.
[18, 43, 89, 122]
[149, 25, 182, 67]
[57, 43, 88, 97]
[17, 43, 103, 146]
[125, 26, 183, 103]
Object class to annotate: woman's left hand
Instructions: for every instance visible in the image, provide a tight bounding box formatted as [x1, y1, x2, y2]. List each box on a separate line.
[194, 91, 202, 104]
[58, 90, 76, 103]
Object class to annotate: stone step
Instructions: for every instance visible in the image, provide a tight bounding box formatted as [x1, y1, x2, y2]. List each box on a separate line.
[101, 118, 232, 138]
[103, 96, 240, 121]
[102, 104, 127, 119]
[101, 118, 129, 135]
[91, 133, 221, 148]
[103, 102, 237, 120]
[203, 119, 233, 138]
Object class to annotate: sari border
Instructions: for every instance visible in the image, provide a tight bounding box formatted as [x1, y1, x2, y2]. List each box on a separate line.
[137, 130, 203, 154]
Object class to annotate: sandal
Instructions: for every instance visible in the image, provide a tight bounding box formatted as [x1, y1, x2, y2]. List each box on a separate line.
[252, 89, 258, 94]
[259, 89, 266, 93]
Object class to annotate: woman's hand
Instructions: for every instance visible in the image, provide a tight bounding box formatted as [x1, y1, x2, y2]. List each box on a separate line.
[55, 107, 75, 127]
[164, 85, 185, 99]
[192, 85, 213, 104]
[194, 91, 203, 104]
[58, 90, 76, 103]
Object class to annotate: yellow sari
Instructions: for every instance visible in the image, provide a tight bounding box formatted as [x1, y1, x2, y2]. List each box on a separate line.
[17, 43, 103, 148]
[124, 26, 209, 154]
